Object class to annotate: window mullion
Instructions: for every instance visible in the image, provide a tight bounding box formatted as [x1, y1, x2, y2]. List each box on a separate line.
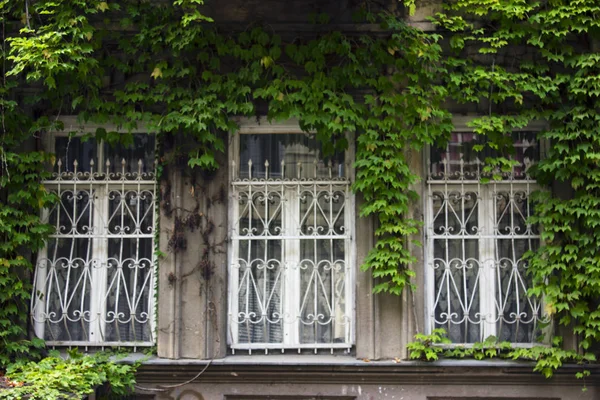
[33, 209, 50, 340]
[228, 193, 240, 348]
[90, 142, 107, 344]
[425, 179, 435, 335]
[283, 186, 300, 347]
[345, 133, 355, 346]
[89, 182, 108, 343]
[480, 186, 497, 341]
[342, 181, 353, 347]
[228, 134, 241, 349]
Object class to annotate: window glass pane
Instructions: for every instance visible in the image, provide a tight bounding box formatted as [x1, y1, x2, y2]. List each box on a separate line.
[104, 134, 155, 176]
[34, 132, 156, 347]
[236, 240, 283, 344]
[495, 190, 536, 236]
[55, 136, 97, 172]
[55, 133, 155, 175]
[239, 134, 345, 179]
[432, 190, 479, 236]
[430, 131, 539, 179]
[495, 239, 540, 343]
[237, 189, 283, 237]
[430, 132, 478, 179]
[105, 238, 154, 342]
[299, 239, 346, 344]
[48, 189, 94, 235]
[433, 238, 480, 343]
[42, 237, 93, 342]
[512, 131, 539, 177]
[299, 187, 346, 236]
[107, 188, 155, 235]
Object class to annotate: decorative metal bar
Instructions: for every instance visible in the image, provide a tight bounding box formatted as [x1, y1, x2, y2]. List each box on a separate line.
[427, 147, 545, 344]
[231, 342, 352, 351]
[32, 157, 156, 346]
[230, 167, 352, 350]
[43, 157, 156, 183]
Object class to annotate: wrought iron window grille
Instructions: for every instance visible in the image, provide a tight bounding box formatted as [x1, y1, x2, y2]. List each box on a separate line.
[31, 132, 157, 350]
[425, 132, 548, 344]
[227, 127, 355, 354]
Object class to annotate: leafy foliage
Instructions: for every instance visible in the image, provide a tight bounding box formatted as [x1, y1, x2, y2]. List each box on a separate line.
[352, 17, 452, 294]
[0, 125, 55, 365]
[0, 349, 137, 399]
[407, 328, 451, 361]
[1, 0, 600, 388]
[408, 330, 596, 381]
[429, 0, 600, 368]
[1, 0, 453, 297]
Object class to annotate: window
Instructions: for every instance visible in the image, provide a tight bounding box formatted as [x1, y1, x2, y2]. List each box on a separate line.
[31, 128, 156, 347]
[227, 121, 354, 352]
[426, 131, 544, 343]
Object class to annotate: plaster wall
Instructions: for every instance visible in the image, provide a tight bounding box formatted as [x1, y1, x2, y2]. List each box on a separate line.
[148, 382, 598, 400]
[157, 133, 229, 359]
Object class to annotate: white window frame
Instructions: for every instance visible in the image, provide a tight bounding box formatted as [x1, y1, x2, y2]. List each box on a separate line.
[227, 118, 355, 353]
[31, 118, 157, 348]
[424, 121, 549, 344]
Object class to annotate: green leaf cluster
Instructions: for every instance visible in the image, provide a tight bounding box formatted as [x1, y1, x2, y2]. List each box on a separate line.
[2, 0, 453, 297]
[408, 330, 595, 381]
[0, 121, 55, 365]
[2, 0, 600, 386]
[416, 0, 600, 373]
[0, 349, 137, 399]
[408, 328, 451, 361]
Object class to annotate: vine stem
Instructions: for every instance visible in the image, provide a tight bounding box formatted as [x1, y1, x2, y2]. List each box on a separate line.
[1, 7, 8, 181]
[25, 0, 31, 29]
[134, 359, 212, 392]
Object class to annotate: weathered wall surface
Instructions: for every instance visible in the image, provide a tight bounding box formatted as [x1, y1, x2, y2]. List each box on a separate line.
[154, 0, 446, 362]
[134, 360, 600, 400]
[139, 0, 600, 398]
[154, 383, 597, 400]
[157, 132, 229, 359]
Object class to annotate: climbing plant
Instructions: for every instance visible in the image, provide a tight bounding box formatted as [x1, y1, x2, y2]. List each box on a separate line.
[408, 329, 595, 381]
[0, 349, 137, 399]
[1, 0, 600, 389]
[0, 0, 450, 380]
[419, 0, 600, 374]
[1, 0, 451, 306]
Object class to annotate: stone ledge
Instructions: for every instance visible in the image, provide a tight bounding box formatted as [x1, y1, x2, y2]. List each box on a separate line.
[130, 355, 600, 387]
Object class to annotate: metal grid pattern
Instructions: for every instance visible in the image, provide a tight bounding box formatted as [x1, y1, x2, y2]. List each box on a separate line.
[229, 157, 353, 353]
[426, 133, 545, 343]
[32, 156, 156, 347]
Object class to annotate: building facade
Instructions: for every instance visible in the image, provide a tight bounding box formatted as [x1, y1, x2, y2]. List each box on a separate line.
[27, 0, 600, 399]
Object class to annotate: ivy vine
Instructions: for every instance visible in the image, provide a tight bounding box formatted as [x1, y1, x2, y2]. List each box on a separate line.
[0, 349, 138, 399]
[427, 0, 600, 376]
[408, 330, 595, 382]
[0, 0, 600, 391]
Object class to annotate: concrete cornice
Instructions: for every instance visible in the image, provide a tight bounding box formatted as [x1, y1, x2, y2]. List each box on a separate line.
[134, 356, 600, 387]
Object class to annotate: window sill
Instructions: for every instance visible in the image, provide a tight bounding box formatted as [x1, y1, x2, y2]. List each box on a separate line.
[122, 353, 560, 369]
